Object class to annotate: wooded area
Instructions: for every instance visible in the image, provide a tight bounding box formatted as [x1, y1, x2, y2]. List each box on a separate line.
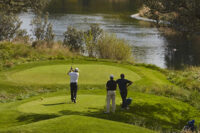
[144, 0, 200, 35]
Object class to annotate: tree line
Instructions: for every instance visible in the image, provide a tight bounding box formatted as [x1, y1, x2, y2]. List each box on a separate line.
[0, 1, 132, 61]
[0, 0, 48, 13]
[144, 0, 200, 35]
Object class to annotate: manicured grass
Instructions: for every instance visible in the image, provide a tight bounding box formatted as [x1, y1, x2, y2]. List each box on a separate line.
[1, 91, 199, 132]
[9, 64, 141, 85]
[0, 59, 197, 132]
[0, 59, 185, 103]
[17, 93, 200, 130]
[18, 95, 109, 114]
[0, 59, 176, 89]
[0, 115, 156, 133]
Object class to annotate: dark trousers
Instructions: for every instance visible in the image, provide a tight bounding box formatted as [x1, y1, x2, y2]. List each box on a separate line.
[120, 90, 127, 108]
[70, 83, 78, 101]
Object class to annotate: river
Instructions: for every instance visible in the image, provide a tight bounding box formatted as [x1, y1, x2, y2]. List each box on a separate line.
[19, 0, 200, 69]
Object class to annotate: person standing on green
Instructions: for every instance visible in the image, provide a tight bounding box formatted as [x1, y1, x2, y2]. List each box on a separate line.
[105, 74, 117, 113]
[68, 67, 79, 103]
[116, 74, 132, 109]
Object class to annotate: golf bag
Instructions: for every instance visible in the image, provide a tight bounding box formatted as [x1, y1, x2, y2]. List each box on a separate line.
[125, 98, 132, 106]
[182, 120, 196, 132]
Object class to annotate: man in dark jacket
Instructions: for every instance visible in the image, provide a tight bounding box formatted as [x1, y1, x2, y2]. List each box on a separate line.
[116, 74, 132, 109]
[105, 74, 117, 113]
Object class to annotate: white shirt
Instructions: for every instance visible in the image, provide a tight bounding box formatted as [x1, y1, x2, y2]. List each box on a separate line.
[69, 72, 79, 83]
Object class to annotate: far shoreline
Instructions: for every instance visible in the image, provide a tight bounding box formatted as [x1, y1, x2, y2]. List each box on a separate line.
[130, 13, 169, 24]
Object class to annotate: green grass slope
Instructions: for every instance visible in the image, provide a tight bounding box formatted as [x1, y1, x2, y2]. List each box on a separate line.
[0, 59, 175, 88]
[0, 59, 197, 132]
[8, 64, 141, 85]
[17, 94, 200, 129]
[0, 115, 156, 133]
[0, 92, 199, 132]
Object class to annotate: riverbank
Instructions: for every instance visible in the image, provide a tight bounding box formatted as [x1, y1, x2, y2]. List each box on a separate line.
[130, 6, 200, 70]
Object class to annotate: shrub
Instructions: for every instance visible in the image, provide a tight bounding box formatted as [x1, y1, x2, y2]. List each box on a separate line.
[13, 29, 30, 44]
[167, 67, 200, 91]
[45, 23, 55, 43]
[36, 42, 73, 59]
[62, 26, 132, 61]
[0, 61, 3, 71]
[63, 26, 84, 52]
[0, 42, 74, 69]
[31, 12, 55, 44]
[0, 13, 22, 41]
[84, 24, 103, 57]
[0, 42, 14, 60]
[97, 34, 132, 61]
[4, 60, 14, 68]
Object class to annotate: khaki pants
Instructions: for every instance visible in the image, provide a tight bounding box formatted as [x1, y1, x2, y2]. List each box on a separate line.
[106, 91, 116, 113]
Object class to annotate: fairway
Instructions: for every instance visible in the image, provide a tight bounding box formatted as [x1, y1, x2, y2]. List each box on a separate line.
[9, 64, 141, 85]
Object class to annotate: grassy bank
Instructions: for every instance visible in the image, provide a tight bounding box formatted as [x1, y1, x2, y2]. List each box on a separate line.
[0, 58, 200, 132]
[167, 67, 200, 110]
[1, 41, 200, 132]
[0, 59, 184, 102]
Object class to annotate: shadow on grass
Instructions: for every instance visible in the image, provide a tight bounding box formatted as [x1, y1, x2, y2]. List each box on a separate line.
[60, 110, 85, 115]
[17, 114, 60, 123]
[16, 102, 192, 132]
[43, 102, 66, 106]
[58, 103, 190, 132]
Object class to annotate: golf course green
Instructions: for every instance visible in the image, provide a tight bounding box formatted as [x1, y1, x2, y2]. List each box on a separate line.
[0, 59, 199, 133]
[9, 64, 141, 85]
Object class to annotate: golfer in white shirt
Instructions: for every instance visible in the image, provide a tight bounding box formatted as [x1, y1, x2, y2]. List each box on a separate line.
[68, 67, 79, 103]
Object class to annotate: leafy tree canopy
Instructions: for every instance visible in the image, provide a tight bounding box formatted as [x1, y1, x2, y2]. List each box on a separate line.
[0, 0, 48, 14]
[144, 0, 200, 35]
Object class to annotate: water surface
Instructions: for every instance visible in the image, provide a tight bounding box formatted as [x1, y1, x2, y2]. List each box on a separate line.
[19, 0, 200, 69]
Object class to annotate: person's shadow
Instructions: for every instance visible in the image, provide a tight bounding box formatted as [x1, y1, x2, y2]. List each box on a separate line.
[43, 102, 66, 106]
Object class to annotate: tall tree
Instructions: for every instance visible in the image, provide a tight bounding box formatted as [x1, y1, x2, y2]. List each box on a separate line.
[144, 0, 200, 35]
[0, 13, 22, 41]
[0, 0, 48, 14]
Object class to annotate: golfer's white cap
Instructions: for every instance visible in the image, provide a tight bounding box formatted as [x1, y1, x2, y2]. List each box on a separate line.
[75, 68, 79, 72]
[110, 74, 114, 78]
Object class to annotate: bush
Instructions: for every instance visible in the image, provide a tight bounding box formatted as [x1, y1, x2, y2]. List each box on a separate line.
[84, 24, 103, 57]
[0, 42, 74, 69]
[63, 26, 84, 52]
[0, 61, 3, 71]
[62, 26, 132, 61]
[167, 67, 200, 91]
[36, 42, 73, 59]
[0, 42, 15, 60]
[31, 12, 55, 44]
[13, 29, 30, 44]
[97, 34, 132, 61]
[0, 13, 22, 41]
